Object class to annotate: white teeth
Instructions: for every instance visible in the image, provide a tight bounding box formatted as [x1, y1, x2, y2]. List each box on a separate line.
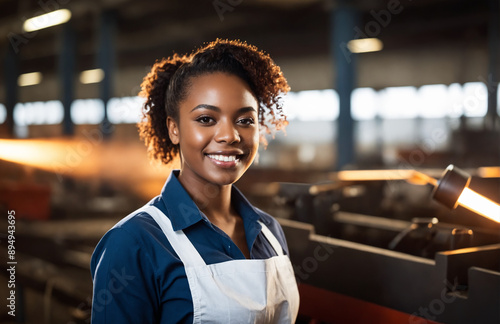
[207, 154, 238, 162]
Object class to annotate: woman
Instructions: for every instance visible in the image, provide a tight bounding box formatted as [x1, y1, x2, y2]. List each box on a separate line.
[91, 39, 300, 323]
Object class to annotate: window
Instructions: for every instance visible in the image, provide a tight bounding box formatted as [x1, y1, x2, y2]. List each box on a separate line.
[107, 96, 143, 124]
[284, 89, 339, 121]
[418, 84, 449, 118]
[71, 99, 105, 124]
[352, 87, 378, 120]
[447, 83, 464, 118]
[378, 86, 418, 119]
[462, 82, 487, 117]
[0, 103, 6, 124]
[13, 100, 64, 126]
[497, 83, 500, 116]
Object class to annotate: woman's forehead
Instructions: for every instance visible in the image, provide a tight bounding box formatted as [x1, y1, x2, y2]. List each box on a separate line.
[182, 73, 258, 110]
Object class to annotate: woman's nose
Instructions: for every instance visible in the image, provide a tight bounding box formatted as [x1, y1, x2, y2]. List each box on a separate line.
[215, 120, 240, 144]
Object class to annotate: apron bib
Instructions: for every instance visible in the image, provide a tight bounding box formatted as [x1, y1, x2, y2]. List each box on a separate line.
[143, 205, 300, 323]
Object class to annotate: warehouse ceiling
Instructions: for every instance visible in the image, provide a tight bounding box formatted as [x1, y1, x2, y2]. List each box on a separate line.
[0, 0, 495, 99]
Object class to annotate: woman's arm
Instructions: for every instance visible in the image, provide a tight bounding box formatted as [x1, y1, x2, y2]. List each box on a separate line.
[91, 227, 158, 323]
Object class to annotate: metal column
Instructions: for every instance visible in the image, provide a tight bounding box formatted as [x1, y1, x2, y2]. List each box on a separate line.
[4, 45, 18, 138]
[98, 10, 117, 139]
[485, 0, 499, 131]
[332, 2, 357, 170]
[59, 22, 76, 136]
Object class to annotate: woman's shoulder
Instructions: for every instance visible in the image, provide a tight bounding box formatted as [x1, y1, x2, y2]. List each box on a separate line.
[90, 206, 170, 270]
[99, 209, 159, 244]
[113, 208, 160, 234]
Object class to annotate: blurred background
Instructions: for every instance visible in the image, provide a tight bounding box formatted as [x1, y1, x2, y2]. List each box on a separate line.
[0, 0, 499, 323]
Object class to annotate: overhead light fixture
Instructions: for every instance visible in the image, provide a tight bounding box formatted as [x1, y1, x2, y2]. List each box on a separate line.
[347, 38, 383, 54]
[23, 9, 72, 32]
[18, 72, 43, 87]
[80, 69, 105, 84]
[432, 165, 500, 223]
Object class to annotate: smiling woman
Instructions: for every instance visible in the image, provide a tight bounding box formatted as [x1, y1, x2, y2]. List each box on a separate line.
[90, 39, 299, 324]
[169, 73, 259, 189]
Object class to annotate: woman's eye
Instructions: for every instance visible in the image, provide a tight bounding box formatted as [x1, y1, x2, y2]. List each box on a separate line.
[196, 116, 215, 124]
[237, 118, 255, 126]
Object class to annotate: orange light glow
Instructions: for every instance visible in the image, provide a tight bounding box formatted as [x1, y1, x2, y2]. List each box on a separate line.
[477, 167, 500, 178]
[336, 169, 415, 181]
[0, 138, 95, 175]
[335, 169, 438, 186]
[0, 138, 179, 200]
[457, 187, 500, 223]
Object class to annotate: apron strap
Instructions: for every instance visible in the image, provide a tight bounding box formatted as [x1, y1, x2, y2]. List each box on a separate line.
[258, 221, 284, 256]
[142, 205, 207, 268]
[142, 205, 284, 265]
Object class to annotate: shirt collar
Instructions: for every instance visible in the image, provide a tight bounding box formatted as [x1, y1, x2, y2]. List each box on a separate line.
[159, 170, 262, 231]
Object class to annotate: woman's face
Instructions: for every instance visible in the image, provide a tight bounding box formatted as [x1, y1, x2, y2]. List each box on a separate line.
[167, 72, 259, 187]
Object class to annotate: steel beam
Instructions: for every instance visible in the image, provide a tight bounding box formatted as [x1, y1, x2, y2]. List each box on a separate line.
[59, 23, 76, 136]
[331, 2, 357, 170]
[98, 10, 117, 139]
[4, 45, 18, 138]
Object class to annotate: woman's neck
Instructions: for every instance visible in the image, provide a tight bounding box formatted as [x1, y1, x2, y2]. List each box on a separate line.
[177, 170, 249, 258]
[177, 172, 234, 222]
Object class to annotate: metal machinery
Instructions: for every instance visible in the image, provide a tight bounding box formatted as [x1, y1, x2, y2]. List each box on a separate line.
[260, 166, 500, 324]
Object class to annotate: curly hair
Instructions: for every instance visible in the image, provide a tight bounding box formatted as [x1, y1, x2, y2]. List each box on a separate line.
[138, 39, 290, 164]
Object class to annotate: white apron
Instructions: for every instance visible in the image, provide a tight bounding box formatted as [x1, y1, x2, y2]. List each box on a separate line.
[143, 205, 300, 324]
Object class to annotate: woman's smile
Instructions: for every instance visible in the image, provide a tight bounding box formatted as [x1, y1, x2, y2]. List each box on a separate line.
[205, 151, 245, 168]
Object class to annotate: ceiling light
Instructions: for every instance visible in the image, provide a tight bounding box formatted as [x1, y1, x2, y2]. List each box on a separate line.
[23, 9, 72, 33]
[347, 38, 383, 54]
[18, 72, 43, 87]
[80, 69, 105, 84]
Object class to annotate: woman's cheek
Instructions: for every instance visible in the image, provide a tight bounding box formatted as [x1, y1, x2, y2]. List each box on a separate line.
[192, 129, 208, 144]
[185, 124, 211, 147]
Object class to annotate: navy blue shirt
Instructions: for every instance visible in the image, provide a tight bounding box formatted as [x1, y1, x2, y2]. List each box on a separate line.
[90, 170, 289, 324]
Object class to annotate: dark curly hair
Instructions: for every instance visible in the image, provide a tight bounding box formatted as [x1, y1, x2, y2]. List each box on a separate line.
[138, 39, 290, 164]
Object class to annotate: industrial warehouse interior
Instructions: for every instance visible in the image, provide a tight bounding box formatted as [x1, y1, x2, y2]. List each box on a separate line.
[0, 0, 499, 323]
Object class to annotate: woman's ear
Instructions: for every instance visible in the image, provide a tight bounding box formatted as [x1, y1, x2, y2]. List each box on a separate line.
[167, 117, 180, 145]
